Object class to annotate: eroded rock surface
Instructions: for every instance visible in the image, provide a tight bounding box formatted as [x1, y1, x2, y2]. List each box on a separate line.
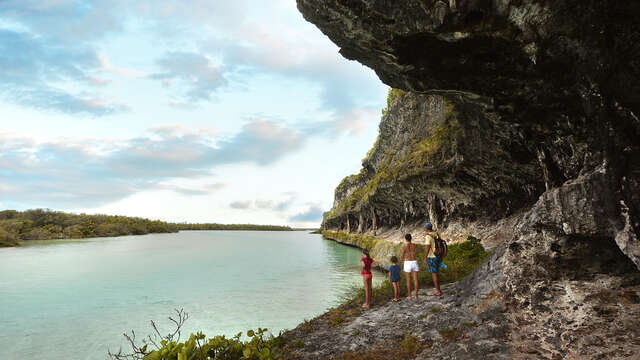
[306, 0, 640, 267]
[293, 0, 640, 358]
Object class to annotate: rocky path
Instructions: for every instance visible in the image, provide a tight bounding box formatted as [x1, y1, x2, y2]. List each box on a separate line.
[284, 268, 640, 360]
[284, 283, 512, 359]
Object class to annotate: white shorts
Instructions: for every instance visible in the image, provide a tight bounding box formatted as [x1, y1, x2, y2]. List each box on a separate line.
[404, 260, 419, 273]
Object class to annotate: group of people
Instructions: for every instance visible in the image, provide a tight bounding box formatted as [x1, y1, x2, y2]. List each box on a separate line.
[359, 222, 445, 309]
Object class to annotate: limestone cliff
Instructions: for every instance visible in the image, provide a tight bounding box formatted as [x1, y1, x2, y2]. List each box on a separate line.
[296, 0, 640, 358]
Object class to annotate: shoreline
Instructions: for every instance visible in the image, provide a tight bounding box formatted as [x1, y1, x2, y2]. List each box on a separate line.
[280, 231, 495, 358]
[1, 229, 308, 248]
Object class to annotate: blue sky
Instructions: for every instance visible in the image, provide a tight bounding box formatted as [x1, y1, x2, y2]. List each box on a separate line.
[0, 0, 387, 227]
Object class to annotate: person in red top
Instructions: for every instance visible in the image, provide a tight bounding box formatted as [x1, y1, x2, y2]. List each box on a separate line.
[361, 248, 378, 309]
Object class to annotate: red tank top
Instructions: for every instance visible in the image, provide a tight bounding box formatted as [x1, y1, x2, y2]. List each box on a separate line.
[361, 257, 374, 275]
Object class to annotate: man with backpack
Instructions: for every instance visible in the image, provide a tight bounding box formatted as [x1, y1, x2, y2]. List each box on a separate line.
[423, 222, 446, 296]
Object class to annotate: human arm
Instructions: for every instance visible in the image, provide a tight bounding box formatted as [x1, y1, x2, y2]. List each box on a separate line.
[424, 245, 431, 264]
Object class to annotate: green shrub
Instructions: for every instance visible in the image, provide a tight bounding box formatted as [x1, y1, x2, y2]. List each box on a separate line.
[140, 329, 283, 360]
[336, 333, 423, 360]
[110, 310, 284, 360]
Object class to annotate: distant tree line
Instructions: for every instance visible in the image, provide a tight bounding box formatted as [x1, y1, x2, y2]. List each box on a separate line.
[0, 209, 179, 244]
[176, 223, 293, 231]
[0, 209, 294, 246]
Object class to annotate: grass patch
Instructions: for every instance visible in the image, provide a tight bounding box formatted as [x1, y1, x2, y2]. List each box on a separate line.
[300, 319, 312, 334]
[438, 322, 477, 343]
[438, 327, 466, 342]
[336, 333, 424, 360]
[328, 308, 347, 327]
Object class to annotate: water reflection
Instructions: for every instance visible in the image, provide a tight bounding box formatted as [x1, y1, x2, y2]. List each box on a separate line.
[321, 237, 385, 296]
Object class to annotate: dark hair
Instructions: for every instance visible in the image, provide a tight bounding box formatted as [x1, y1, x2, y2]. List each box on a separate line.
[390, 255, 398, 263]
[404, 233, 412, 242]
[362, 248, 371, 259]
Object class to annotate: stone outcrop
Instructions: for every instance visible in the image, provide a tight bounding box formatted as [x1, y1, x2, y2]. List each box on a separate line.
[301, 0, 640, 267]
[295, 0, 640, 358]
[323, 89, 541, 247]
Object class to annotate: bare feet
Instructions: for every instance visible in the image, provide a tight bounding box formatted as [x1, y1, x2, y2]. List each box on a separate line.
[428, 291, 442, 296]
[362, 303, 370, 308]
[406, 296, 412, 300]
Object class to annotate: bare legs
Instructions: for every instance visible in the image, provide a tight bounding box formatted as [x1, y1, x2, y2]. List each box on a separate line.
[392, 282, 400, 301]
[431, 273, 441, 296]
[362, 276, 372, 308]
[405, 271, 412, 299]
[405, 271, 419, 299]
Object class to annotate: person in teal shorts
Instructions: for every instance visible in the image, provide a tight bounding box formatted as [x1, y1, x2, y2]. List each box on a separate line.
[423, 222, 442, 296]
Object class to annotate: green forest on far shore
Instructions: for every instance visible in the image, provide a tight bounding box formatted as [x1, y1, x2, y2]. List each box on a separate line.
[0, 209, 293, 247]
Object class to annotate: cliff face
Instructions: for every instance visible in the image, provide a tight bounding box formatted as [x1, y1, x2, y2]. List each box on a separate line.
[324, 89, 542, 246]
[304, 0, 640, 267]
[296, 0, 640, 358]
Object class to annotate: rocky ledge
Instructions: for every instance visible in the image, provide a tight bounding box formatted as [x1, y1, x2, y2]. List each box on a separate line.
[294, 0, 640, 358]
[284, 270, 640, 359]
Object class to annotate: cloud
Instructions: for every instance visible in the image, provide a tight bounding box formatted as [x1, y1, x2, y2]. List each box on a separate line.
[0, 119, 304, 208]
[98, 54, 147, 78]
[255, 200, 274, 209]
[216, 119, 303, 166]
[0, 29, 127, 115]
[0, 0, 385, 132]
[254, 195, 295, 211]
[201, 20, 386, 135]
[230, 200, 252, 209]
[155, 183, 226, 196]
[150, 52, 227, 102]
[289, 205, 325, 222]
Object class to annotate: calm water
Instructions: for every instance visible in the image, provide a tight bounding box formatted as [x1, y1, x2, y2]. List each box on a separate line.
[0, 231, 383, 360]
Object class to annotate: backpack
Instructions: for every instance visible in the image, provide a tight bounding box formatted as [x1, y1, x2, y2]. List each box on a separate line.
[433, 233, 448, 259]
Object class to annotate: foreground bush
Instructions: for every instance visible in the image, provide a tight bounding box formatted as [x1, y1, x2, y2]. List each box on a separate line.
[109, 310, 283, 360]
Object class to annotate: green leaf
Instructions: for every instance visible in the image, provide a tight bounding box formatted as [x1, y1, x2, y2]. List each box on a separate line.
[247, 330, 255, 337]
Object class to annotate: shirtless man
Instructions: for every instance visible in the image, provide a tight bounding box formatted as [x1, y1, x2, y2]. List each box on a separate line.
[401, 233, 419, 299]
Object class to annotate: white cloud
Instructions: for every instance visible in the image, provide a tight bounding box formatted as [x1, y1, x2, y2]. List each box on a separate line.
[230, 200, 252, 209]
[98, 54, 147, 78]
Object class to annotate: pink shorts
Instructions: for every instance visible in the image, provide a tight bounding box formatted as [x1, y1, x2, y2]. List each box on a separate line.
[362, 273, 372, 279]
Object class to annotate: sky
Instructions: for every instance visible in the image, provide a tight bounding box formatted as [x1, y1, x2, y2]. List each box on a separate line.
[0, 0, 388, 227]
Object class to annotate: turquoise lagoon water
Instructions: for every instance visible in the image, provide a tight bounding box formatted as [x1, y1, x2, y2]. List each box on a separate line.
[0, 231, 384, 360]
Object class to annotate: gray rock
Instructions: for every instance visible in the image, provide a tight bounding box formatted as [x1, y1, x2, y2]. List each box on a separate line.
[289, 0, 640, 358]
